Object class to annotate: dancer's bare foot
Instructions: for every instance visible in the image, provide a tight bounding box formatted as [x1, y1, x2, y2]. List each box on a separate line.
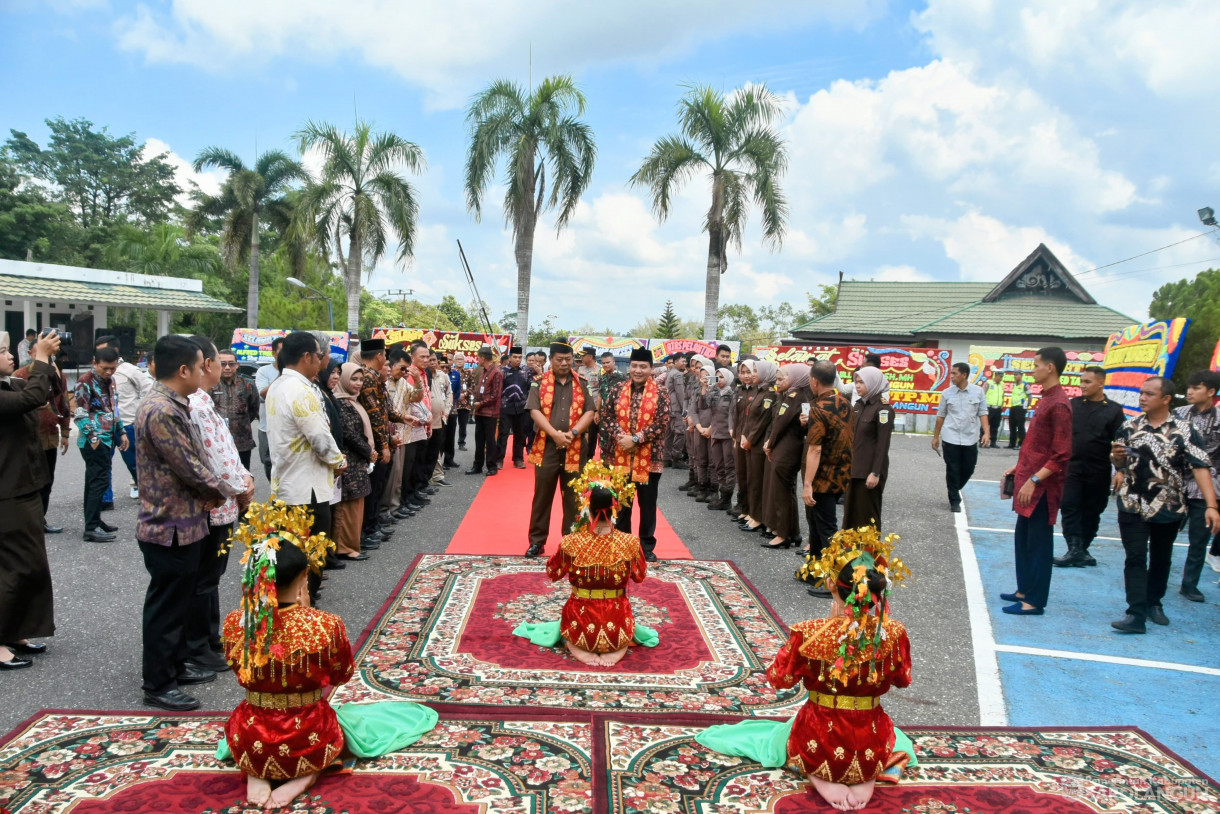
[599, 647, 628, 666]
[846, 779, 875, 810]
[246, 776, 272, 808]
[265, 772, 317, 809]
[564, 640, 604, 666]
[809, 776, 854, 811]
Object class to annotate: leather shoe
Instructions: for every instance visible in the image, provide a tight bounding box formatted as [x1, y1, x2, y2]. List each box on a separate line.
[144, 688, 200, 711]
[379, 513, 399, 525]
[1002, 602, 1043, 615]
[7, 641, 47, 655]
[341, 552, 371, 561]
[361, 539, 382, 550]
[644, 552, 659, 563]
[1111, 614, 1146, 634]
[0, 655, 32, 670]
[412, 495, 432, 506]
[525, 543, 544, 558]
[323, 557, 346, 570]
[486, 468, 499, 476]
[97, 520, 118, 533]
[393, 508, 414, 519]
[425, 486, 440, 495]
[1180, 587, 1206, 603]
[514, 461, 527, 469]
[949, 502, 961, 513]
[177, 664, 218, 685]
[465, 467, 483, 475]
[807, 587, 832, 599]
[185, 652, 229, 673]
[83, 529, 116, 543]
[1000, 592, 1023, 602]
[1147, 605, 1170, 626]
[44, 522, 63, 534]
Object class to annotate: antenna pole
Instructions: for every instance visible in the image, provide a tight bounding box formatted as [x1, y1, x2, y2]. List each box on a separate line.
[457, 240, 495, 336]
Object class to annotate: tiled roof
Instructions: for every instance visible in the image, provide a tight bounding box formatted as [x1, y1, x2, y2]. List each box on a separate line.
[0, 274, 243, 313]
[917, 299, 1134, 338]
[792, 282, 994, 334]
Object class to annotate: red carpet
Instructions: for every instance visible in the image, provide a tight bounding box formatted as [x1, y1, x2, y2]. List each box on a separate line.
[445, 463, 691, 559]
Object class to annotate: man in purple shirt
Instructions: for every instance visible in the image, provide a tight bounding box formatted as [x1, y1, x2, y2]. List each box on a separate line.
[136, 335, 226, 711]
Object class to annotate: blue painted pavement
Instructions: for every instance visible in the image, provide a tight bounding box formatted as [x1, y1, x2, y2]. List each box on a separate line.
[963, 479, 1220, 779]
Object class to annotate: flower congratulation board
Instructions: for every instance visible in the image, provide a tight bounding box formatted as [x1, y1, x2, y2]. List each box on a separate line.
[330, 554, 805, 717]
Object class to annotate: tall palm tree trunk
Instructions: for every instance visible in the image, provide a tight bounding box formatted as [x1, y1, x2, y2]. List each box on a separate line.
[703, 227, 723, 341]
[515, 213, 535, 345]
[346, 232, 363, 333]
[248, 210, 260, 327]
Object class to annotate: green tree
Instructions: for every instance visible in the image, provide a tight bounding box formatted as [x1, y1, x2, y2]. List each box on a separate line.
[656, 300, 681, 339]
[631, 84, 789, 341]
[807, 283, 838, 318]
[188, 148, 307, 328]
[5, 116, 180, 228]
[296, 119, 425, 332]
[0, 155, 86, 263]
[464, 75, 597, 343]
[1148, 269, 1220, 390]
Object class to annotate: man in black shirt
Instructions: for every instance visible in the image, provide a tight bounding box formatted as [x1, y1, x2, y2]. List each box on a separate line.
[496, 346, 532, 469]
[1054, 366, 1125, 567]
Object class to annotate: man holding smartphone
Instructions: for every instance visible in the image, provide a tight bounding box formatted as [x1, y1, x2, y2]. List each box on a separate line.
[932, 362, 990, 513]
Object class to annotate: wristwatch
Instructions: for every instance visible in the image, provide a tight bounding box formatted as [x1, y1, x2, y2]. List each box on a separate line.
[1031, 474, 1041, 484]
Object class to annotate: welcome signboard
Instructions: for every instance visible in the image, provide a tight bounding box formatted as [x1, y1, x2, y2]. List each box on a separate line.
[567, 336, 650, 359]
[229, 329, 350, 365]
[648, 338, 741, 363]
[752, 345, 952, 414]
[372, 328, 513, 357]
[969, 346, 1106, 410]
[1102, 318, 1191, 416]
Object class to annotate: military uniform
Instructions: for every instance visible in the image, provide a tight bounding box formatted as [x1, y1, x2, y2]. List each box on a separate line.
[665, 363, 688, 465]
[843, 394, 894, 531]
[763, 387, 810, 540]
[701, 380, 737, 507]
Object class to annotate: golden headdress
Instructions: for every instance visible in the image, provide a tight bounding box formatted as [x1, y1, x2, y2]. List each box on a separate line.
[222, 501, 335, 681]
[567, 459, 637, 531]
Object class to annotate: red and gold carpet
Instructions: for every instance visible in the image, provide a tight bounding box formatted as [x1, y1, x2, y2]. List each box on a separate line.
[330, 554, 805, 717]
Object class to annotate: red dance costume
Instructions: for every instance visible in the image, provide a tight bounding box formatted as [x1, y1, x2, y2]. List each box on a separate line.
[223, 606, 355, 780]
[546, 528, 647, 652]
[767, 617, 911, 784]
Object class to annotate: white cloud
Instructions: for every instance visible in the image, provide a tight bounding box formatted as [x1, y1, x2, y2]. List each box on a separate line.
[900, 211, 1094, 281]
[142, 137, 224, 203]
[872, 265, 931, 282]
[113, 0, 885, 107]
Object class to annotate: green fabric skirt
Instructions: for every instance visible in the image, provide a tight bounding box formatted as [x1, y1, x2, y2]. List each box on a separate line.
[511, 620, 659, 648]
[695, 716, 918, 772]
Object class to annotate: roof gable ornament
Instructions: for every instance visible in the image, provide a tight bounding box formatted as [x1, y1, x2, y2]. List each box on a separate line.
[983, 243, 1096, 305]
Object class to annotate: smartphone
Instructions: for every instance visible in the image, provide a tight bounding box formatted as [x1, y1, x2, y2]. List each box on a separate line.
[1001, 473, 1015, 499]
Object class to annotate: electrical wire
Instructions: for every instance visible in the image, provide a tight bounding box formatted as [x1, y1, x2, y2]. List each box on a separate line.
[1072, 228, 1220, 277]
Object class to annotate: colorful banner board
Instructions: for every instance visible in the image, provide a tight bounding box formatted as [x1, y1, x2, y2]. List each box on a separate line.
[648, 339, 740, 363]
[568, 336, 649, 359]
[1211, 338, 1220, 373]
[1102, 319, 1191, 415]
[754, 345, 952, 414]
[372, 328, 513, 357]
[969, 346, 1105, 410]
[229, 329, 350, 365]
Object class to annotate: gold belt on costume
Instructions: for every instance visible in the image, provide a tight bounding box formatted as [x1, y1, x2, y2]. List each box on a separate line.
[245, 689, 323, 710]
[809, 691, 878, 711]
[573, 588, 625, 599]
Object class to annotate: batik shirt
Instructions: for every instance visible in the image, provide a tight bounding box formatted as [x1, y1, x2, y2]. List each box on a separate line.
[210, 374, 261, 453]
[599, 379, 671, 474]
[1173, 404, 1220, 500]
[458, 367, 479, 411]
[188, 389, 251, 525]
[359, 364, 392, 452]
[73, 371, 122, 449]
[805, 389, 853, 494]
[1115, 413, 1211, 520]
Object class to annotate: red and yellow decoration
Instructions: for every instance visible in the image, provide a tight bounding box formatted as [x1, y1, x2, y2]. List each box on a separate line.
[528, 370, 587, 472]
[612, 376, 661, 482]
[567, 459, 637, 531]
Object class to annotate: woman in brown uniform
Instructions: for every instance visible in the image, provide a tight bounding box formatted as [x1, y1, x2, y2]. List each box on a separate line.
[740, 361, 778, 535]
[844, 365, 895, 531]
[762, 364, 811, 550]
[731, 361, 757, 520]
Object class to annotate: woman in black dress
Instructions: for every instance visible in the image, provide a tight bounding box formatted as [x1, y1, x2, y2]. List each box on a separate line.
[762, 364, 811, 550]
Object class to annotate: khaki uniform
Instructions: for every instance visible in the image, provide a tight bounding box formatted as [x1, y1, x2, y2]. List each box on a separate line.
[744, 389, 778, 523]
[732, 384, 756, 513]
[763, 388, 810, 540]
[701, 384, 736, 493]
[843, 395, 895, 531]
[526, 375, 593, 550]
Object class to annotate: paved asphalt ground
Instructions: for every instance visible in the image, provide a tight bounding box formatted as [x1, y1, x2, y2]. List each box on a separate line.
[0, 431, 1018, 736]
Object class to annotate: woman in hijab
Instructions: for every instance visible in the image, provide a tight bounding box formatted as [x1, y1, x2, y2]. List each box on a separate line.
[701, 366, 737, 510]
[843, 365, 895, 531]
[761, 364, 812, 549]
[331, 363, 374, 561]
[684, 355, 714, 502]
[739, 361, 779, 534]
[732, 361, 759, 522]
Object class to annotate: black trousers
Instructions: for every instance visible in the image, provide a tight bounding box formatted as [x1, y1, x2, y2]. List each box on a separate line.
[987, 407, 1003, 446]
[400, 440, 424, 499]
[140, 534, 204, 693]
[418, 430, 443, 485]
[444, 413, 459, 464]
[186, 521, 232, 660]
[1008, 407, 1027, 448]
[364, 460, 390, 533]
[41, 448, 58, 515]
[81, 443, 113, 531]
[616, 472, 662, 556]
[1182, 499, 1211, 593]
[1013, 495, 1053, 608]
[472, 415, 499, 470]
[496, 412, 529, 465]
[457, 409, 472, 445]
[943, 442, 978, 505]
[298, 496, 331, 601]
[1119, 510, 1181, 620]
[1060, 464, 1111, 547]
[238, 449, 252, 472]
[805, 491, 841, 558]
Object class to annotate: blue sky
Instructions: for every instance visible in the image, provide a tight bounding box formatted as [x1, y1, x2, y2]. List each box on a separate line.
[2, 0, 1217, 333]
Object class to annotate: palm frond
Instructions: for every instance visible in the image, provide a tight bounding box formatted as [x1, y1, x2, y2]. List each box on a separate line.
[192, 146, 246, 174]
[629, 135, 707, 221]
[367, 170, 420, 266]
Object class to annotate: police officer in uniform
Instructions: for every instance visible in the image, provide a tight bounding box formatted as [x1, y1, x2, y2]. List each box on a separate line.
[843, 365, 894, 531]
[1007, 373, 1030, 449]
[664, 353, 689, 468]
[985, 372, 1005, 448]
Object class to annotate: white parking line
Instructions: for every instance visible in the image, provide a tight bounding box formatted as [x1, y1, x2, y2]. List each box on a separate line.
[994, 644, 1220, 677]
[968, 526, 1187, 548]
[955, 497, 1008, 725]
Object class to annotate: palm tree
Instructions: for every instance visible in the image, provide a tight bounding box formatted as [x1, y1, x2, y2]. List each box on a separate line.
[631, 84, 789, 340]
[188, 149, 306, 327]
[464, 75, 596, 342]
[295, 120, 424, 333]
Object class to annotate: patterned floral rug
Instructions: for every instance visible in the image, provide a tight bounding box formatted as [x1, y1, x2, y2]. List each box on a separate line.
[331, 554, 805, 717]
[0, 710, 592, 814]
[599, 717, 1220, 813]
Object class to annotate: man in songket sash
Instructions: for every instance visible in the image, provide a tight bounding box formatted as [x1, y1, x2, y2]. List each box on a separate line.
[599, 347, 670, 562]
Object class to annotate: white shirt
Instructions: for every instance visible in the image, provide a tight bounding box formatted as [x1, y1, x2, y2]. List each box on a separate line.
[256, 363, 280, 434]
[17, 339, 33, 366]
[188, 389, 251, 525]
[266, 368, 345, 504]
[113, 360, 153, 425]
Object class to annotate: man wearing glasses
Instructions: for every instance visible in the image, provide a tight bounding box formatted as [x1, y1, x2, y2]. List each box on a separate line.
[210, 349, 261, 471]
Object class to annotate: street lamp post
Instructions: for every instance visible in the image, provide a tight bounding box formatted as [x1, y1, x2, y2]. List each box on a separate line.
[286, 277, 334, 331]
